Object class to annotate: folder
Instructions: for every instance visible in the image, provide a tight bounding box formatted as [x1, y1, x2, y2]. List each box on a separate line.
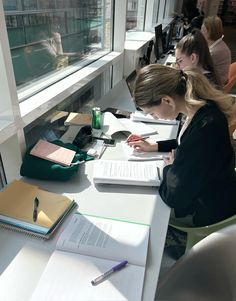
[0, 180, 77, 239]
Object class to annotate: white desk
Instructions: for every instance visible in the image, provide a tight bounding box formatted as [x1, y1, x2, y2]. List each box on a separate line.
[0, 83, 179, 301]
[157, 52, 176, 66]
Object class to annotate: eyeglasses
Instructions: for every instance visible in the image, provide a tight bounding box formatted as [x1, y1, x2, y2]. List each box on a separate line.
[176, 56, 186, 65]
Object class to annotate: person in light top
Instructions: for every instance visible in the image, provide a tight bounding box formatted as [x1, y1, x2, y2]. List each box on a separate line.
[201, 16, 231, 86]
[175, 29, 220, 87]
[127, 64, 236, 227]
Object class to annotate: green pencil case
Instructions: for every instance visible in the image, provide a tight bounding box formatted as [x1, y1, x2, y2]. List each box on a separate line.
[20, 140, 94, 181]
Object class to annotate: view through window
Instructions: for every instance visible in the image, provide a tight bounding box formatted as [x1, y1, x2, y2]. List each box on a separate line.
[3, 0, 113, 98]
[126, 0, 146, 31]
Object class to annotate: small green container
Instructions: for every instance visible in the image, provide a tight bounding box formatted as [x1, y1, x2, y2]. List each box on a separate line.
[92, 107, 101, 129]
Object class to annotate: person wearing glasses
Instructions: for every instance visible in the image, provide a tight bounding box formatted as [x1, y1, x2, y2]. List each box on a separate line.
[127, 64, 236, 227]
[175, 29, 220, 87]
[201, 16, 231, 86]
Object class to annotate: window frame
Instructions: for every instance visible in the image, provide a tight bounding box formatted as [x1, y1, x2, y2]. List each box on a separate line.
[0, 0, 126, 184]
[0, 0, 181, 184]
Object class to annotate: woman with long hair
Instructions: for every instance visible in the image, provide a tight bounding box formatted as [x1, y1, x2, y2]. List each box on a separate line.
[175, 29, 220, 87]
[127, 64, 236, 226]
[201, 16, 231, 85]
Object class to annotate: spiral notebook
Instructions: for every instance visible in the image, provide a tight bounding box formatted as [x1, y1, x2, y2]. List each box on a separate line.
[0, 180, 77, 239]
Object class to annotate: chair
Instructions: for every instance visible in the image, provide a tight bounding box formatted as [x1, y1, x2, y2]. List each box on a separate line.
[156, 224, 236, 301]
[223, 62, 236, 93]
[169, 213, 236, 251]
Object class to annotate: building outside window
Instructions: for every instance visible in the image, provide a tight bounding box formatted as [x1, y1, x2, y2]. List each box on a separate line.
[3, 0, 113, 101]
[126, 0, 146, 31]
[152, 0, 160, 26]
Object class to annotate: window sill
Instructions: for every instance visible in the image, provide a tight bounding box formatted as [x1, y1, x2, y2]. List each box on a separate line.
[125, 31, 155, 42]
[19, 51, 123, 126]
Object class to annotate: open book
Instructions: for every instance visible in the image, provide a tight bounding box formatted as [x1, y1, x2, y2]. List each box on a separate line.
[93, 160, 160, 186]
[130, 110, 178, 125]
[30, 213, 150, 301]
[0, 180, 76, 239]
[101, 112, 157, 138]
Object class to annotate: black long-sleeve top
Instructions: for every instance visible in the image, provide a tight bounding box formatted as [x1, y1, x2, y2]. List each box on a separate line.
[158, 101, 236, 226]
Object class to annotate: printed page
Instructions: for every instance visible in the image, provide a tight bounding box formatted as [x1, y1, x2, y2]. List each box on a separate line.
[30, 250, 145, 301]
[56, 214, 150, 266]
[93, 160, 160, 186]
[121, 141, 167, 161]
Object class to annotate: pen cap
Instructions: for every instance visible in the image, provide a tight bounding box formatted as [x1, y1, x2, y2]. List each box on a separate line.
[113, 260, 128, 271]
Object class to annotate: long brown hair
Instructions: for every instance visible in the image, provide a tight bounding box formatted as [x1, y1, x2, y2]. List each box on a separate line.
[134, 64, 234, 123]
[176, 29, 220, 86]
[203, 16, 223, 41]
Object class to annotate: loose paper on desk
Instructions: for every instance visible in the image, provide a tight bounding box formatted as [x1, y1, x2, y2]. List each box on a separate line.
[93, 160, 160, 186]
[30, 213, 150, 301]
[30, 139, 76, 166]
[121, 141, 167, 161]
[130, 110, 178, 125]
[101, 112, 157, 138]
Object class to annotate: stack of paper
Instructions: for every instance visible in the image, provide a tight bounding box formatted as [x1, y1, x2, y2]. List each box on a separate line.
[93, 160, 160, 186]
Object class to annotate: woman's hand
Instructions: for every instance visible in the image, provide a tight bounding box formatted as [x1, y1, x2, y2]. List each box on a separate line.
[163, 149, 175, 166]
[126, 134, 158, 152]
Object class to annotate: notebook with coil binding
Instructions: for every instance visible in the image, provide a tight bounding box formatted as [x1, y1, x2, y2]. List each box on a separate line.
[0, 200, 77, 240]
[0, 180, 77, 239]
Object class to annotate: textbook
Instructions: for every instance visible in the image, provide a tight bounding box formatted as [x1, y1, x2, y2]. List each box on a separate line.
[101, 112, 157, 138]
[0, 180, 76, 239]
[30, 139, 76, 166]
[121, 141, 167, 161]
[93, 160, 160, 186]
[130, 110, 178, 125]
[30, 213, 150, 301]
[64, 112, 92, 126]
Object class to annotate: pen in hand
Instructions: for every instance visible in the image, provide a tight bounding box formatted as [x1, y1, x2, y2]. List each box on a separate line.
[126, 135, 150, 143]
[91, 260, 128, 286]
[33, 197, 39, 222]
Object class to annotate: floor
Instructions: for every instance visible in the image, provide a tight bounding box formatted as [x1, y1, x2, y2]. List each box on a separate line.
[157, 24, 236, 293]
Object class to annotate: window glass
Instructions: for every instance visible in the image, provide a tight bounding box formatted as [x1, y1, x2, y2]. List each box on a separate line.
[23, 73, 106, 148]
[152, 0, 160, 26]
[3, 0, 113, 98]
[126, 0, 146, 31]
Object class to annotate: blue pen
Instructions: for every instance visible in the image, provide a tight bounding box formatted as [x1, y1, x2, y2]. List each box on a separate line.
[91, 260, 128, 286]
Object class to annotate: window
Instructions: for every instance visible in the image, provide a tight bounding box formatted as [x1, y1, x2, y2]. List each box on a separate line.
[152, 0, 160, 26]
[126, 0, 146, 31]
[23, 73, 105, 148]
[3, 0, 113, 101]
